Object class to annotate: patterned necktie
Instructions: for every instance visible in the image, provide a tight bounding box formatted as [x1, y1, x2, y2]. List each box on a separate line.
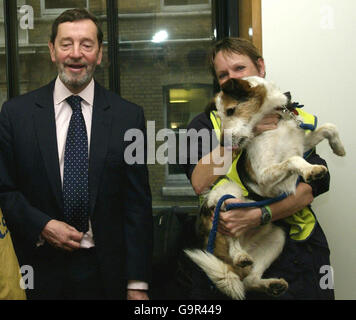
[63, 95, 89, 232]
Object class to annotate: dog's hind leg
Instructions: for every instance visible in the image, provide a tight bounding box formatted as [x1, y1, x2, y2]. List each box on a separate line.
[227, 237, 253, 269]
[303, 123, 346, 156]
[242, 226, 288, 297]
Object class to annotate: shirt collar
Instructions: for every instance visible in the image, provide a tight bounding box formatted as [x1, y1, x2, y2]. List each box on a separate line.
[54, 76, 95, 106]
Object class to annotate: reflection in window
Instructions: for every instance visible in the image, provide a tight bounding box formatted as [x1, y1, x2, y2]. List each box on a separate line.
[119, 0, 213, 204]
[0, 0, 6, 106]
[41, 0, 88, 14]
[165, 0, 209, 5]
[161, 0, 211, 11]
[0, 0, 28, 46]
[165, 84, 212, 179]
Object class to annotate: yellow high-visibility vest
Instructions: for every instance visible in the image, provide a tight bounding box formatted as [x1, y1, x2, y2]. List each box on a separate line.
[0, 209, 27, 300]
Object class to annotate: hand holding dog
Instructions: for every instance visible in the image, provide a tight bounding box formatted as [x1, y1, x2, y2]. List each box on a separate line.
[213, 199, 261, 236]
[253, 113, 280, 136]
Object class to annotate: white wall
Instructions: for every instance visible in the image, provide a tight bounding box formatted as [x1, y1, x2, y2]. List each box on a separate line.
[262, 0, 356, 299]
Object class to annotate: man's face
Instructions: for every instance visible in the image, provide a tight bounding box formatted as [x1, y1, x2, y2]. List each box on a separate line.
[214, 51, 265, 87]
[48, 19, 103, 93]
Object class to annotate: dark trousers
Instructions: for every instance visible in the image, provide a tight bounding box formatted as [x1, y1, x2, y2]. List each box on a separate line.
[26, 245, 106, 300]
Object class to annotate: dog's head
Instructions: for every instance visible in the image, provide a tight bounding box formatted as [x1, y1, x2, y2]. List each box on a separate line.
[214, 76, 288, 149]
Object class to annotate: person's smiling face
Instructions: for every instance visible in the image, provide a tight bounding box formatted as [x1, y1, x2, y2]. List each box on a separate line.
[214, 51, 265, 86]
[48, 19, 103, 93]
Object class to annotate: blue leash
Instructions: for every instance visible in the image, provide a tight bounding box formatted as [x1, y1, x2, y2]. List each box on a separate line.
[206, 192, 288, 254]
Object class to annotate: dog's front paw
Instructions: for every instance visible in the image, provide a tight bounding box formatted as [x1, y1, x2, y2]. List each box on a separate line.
[303, 165, 328, 183]
[266, 278, 288, 297]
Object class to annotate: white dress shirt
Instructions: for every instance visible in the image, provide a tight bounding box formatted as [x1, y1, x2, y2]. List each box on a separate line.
[54, 76, 95, 248]
[52, 76, 147, 290]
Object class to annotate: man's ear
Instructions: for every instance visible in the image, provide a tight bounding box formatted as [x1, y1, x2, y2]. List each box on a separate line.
[97, 44, 103, 65]
[48, 41, 56, 63]
[221, 78, 251, 100]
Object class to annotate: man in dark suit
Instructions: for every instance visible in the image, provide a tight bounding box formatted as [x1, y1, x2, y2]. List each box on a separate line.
[0, 9, 153, 300]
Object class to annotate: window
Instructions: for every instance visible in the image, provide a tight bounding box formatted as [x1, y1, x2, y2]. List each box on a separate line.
[0, 0, 4, 45]
[118, 0, 213, 203]
[161, 0, 211, 12]
[164, 84, 212, 183]
[0, 0, 6, 106]
[0, 0, 28, 45]
[41, 0, 89, 15]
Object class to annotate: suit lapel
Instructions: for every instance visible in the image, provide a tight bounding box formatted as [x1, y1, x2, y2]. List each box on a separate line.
[33, 80, 63, 212]
[89, 82, 112, 217]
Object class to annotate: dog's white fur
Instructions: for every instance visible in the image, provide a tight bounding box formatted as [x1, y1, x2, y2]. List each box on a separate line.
[185, 76, 346, 299]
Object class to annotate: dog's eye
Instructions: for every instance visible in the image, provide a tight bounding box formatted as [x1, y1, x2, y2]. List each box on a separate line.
[226, 108, 235, 116]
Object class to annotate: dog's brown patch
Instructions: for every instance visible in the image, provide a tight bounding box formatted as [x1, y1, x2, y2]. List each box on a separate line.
[220, 80, 267, 120]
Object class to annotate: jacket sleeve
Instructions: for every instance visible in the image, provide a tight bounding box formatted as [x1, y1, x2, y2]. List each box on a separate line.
[305, 149, 330, 197]
[122, 106, 153, 283]
[0, 102, 52, 245]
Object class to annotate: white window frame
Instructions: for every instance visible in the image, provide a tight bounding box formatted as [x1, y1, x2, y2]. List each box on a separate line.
[0, 0, 3, 19]
[40, 0, 89, 16]
[161, 0, 211, 12]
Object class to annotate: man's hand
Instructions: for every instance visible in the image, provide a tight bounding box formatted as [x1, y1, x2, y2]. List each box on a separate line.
[127, 289, 149, 300]
[253, 113, 280, 136]
[41, 219, 83, 251]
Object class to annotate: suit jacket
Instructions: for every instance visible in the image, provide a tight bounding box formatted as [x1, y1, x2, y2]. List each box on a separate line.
[0, 79, 153, 298]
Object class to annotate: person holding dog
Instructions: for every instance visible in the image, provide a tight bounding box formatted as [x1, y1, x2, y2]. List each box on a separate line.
[183, 37, 334, 300]
[0, 9, 153, 300]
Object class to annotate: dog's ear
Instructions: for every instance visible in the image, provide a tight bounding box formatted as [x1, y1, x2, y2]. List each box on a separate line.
[204, 98, 217, 117]
[221, 78, 252, 101]
[284, 91, 292, 103]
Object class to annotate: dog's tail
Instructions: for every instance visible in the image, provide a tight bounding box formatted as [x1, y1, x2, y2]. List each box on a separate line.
[184, 249, 245, 300]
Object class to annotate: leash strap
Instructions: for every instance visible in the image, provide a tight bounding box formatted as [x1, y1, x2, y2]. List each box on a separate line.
[206, 192, 289, 254]
[206, 194, 236, 254]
